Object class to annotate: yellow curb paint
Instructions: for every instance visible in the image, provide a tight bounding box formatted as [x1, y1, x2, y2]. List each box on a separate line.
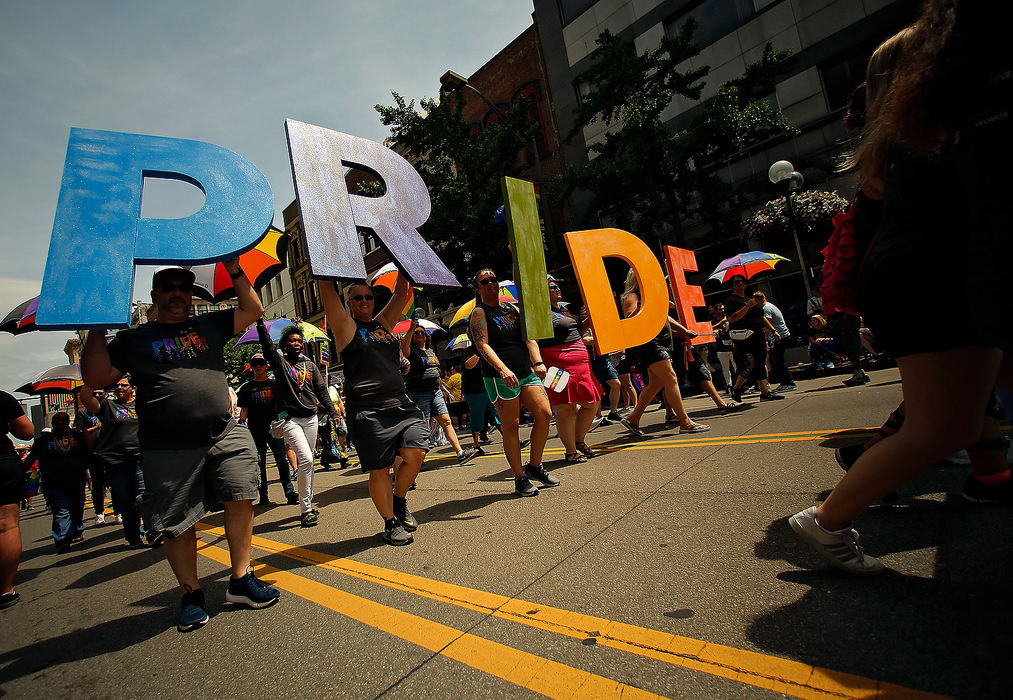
[195, 539, 662, 700]
[196, 525, 946, 700]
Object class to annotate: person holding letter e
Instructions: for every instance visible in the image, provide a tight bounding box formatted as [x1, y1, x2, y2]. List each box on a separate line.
[318, 271, 427, 546]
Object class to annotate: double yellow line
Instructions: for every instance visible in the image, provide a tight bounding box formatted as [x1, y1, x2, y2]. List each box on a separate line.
[195, 524, 945, 699]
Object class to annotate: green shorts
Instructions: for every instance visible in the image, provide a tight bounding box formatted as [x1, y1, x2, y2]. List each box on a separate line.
[483, 371, 542, 402]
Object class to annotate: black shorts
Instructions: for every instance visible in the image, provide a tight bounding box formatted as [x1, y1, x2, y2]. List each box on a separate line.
[347, 403, 429, 472]
[673, 348, 712, 386]
[615, 355, 633, 374]
[0, 454, 26, 506]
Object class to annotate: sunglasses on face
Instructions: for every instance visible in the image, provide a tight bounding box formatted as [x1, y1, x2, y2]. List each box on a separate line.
[732, 280, 746, 285]
[548, 285, 560, 291]
[250, 361, 268, 367]
[479, 278, 498, 286]
[413, 330, 426, 336]
[158, 281, 193, 293]
[350, 294, 374, 301]
[114, 384, 130, 390]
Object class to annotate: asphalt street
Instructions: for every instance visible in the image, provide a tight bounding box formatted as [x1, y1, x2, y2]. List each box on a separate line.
[2, 366, 1010, 699]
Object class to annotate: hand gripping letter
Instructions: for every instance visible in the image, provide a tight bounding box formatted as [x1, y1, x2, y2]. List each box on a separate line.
[664, 246, 713, 345]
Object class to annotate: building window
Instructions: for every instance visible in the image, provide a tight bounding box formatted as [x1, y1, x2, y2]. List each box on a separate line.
[308, 280, 320, 313]
[558, 0, 597, 26]
[358, 230, 379, 257]
[664, 0, 756, 50]
[819, 41, 880, 112]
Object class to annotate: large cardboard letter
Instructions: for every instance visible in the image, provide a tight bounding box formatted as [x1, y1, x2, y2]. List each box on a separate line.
[565, 229, 668, 355]
[664, 246, 713, 346]
[37, 128, 273, 329]
[501, 176, 552, 340]
[285, 119, 459, 288]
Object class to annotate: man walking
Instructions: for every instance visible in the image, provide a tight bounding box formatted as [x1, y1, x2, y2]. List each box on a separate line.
[82, 263, 279, 632]
[756, 292, 797, 392]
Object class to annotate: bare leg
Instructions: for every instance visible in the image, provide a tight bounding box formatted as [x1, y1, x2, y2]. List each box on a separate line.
[394, 448, 426, 497]
[555, 403, 578, 454]
[520, 384, 552, 467]
[164, 527, 200, 592]
[0, 504, 21, 596]
[605, 379, 620, 414]
[817, 347, 1001, 531]
[495, 397, 524, 477]
[435, 414, 463, 453]
[222, 500, 253, 579]
[368, 469, 395, 519]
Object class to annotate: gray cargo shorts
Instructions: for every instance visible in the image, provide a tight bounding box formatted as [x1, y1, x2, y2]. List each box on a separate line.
[137, 424, 260, 538]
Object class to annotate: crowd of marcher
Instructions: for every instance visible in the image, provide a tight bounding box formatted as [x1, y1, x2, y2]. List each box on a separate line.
[0, 0, 1007, 632]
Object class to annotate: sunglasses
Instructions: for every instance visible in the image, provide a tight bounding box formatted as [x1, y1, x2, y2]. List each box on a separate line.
[413, 330, 426, 336]
[158, 281, 193, 293]
[350, 294, 375, 301]
[114, 384, 131, 390]
[732, 279, 746, 285]
[250, 360, 268, 366]
[479, 278, 498, 286]
[548, 285, 560, 291]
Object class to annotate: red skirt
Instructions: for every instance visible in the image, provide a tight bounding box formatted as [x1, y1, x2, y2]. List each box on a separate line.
[540, 341, 603, 407]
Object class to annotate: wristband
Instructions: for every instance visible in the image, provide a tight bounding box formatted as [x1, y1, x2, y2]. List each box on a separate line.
[229, 269, 244, 280]
[534, 361, 545, 367]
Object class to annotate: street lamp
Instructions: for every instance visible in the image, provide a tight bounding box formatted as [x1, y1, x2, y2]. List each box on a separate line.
[439, 70, 557, 266]
[768, 159, 812, 299]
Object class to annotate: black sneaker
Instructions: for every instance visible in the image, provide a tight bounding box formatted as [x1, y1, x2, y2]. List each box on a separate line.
[300, 510, 319, 528]
[514, 476, 539, 497]
[606, 411, 623, 422]
[0, 591, 21, 609]
[178, 586, 209, 632]
[524, 464, 560, 487]
[225, 569, 281, 608]
[393, 498, 418, 532]
[961, 474, 1013, 504]
[519, 439, 531, 449]
[286, 492, 299, 506]
[457, 447, 480, 465]
[731, 390, 743, 403]
[759, 392, 784, 401]
[384, 518, 414, 545]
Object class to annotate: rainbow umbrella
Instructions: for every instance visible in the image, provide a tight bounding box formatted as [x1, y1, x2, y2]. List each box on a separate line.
[16, 364, 83, 395]
[449, 280, 519, 327]
[1, 296, 39, 335]
[445, 332, 472, 352]
[391, 318, 444, 336]
[707, 251, 789, 284]
[236, 318, 328, 346]
[191, 226, 289, 303]
[369, 262, 415, 318]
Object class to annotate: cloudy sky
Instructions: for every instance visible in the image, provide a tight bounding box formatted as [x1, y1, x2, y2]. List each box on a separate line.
[0, 0, 536, 396]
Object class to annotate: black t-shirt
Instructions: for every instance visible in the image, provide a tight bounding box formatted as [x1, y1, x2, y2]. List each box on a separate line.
[1, 390, 24, 459]
[476, 302, 531, 378]
[94, 397, 139, 462]
[405, 346, 441, 393]
[538, 309, 582, 349]
[28, 429, 90, 489]
[725, 294, 764, 332]
[237, 379, 278, 432]
[461, 363, 485, 395]
[107, 309, 235, 450]
[342, 319, 411, 409]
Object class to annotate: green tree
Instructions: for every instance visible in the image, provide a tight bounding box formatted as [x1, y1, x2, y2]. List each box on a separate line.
[371, 92, 539, 304]
[223, 337, 255, 388]
[554, 23, 797, 251]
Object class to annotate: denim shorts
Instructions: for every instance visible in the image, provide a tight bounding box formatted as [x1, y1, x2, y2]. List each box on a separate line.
[409, 388, 449, 423]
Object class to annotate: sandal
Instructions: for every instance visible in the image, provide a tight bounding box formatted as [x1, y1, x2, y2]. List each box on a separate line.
[564, 452, 588, 463]
[575, 441, 596, 458]
[621, 417, 645, 437]
[664, 415, 679, 425]
[679, 422, 710, 434]
[719, 401, 743, 415]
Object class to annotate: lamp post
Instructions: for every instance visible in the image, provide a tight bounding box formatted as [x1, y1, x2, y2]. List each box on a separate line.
[767, 159, 812, 300]
[439, 70, 558, 266]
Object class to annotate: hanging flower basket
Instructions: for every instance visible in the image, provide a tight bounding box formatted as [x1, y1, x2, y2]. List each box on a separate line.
[740, 189, 849, 244]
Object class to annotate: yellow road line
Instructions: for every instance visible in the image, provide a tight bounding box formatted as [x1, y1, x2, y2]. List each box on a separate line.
[195, 539, 663, 699]
[197, 524, 945, 700]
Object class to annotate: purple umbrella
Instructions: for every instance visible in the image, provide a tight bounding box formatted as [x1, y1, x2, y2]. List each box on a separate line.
[236, 318, 297, 345]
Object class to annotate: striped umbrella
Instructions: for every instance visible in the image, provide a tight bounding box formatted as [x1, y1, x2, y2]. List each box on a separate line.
[707, 251, 789, 284]
[191, 226, 289, 303]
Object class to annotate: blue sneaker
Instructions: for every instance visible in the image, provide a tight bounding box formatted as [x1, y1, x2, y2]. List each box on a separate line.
[225, 569, 281, 609]
[177, 586, 209, 632]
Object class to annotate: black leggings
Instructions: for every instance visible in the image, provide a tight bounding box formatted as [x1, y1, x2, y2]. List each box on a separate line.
[733, 333, 768, 383]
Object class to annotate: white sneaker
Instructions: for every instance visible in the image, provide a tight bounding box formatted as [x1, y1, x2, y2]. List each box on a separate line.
[788, 506, 883, 575]
[95, 513, 105, 525]
[116, 514, 124, 525]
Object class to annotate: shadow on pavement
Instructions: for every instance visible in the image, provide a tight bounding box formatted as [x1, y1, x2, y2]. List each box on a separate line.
[752, 467, 1013, 697]
[0, 606, 171, 686]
